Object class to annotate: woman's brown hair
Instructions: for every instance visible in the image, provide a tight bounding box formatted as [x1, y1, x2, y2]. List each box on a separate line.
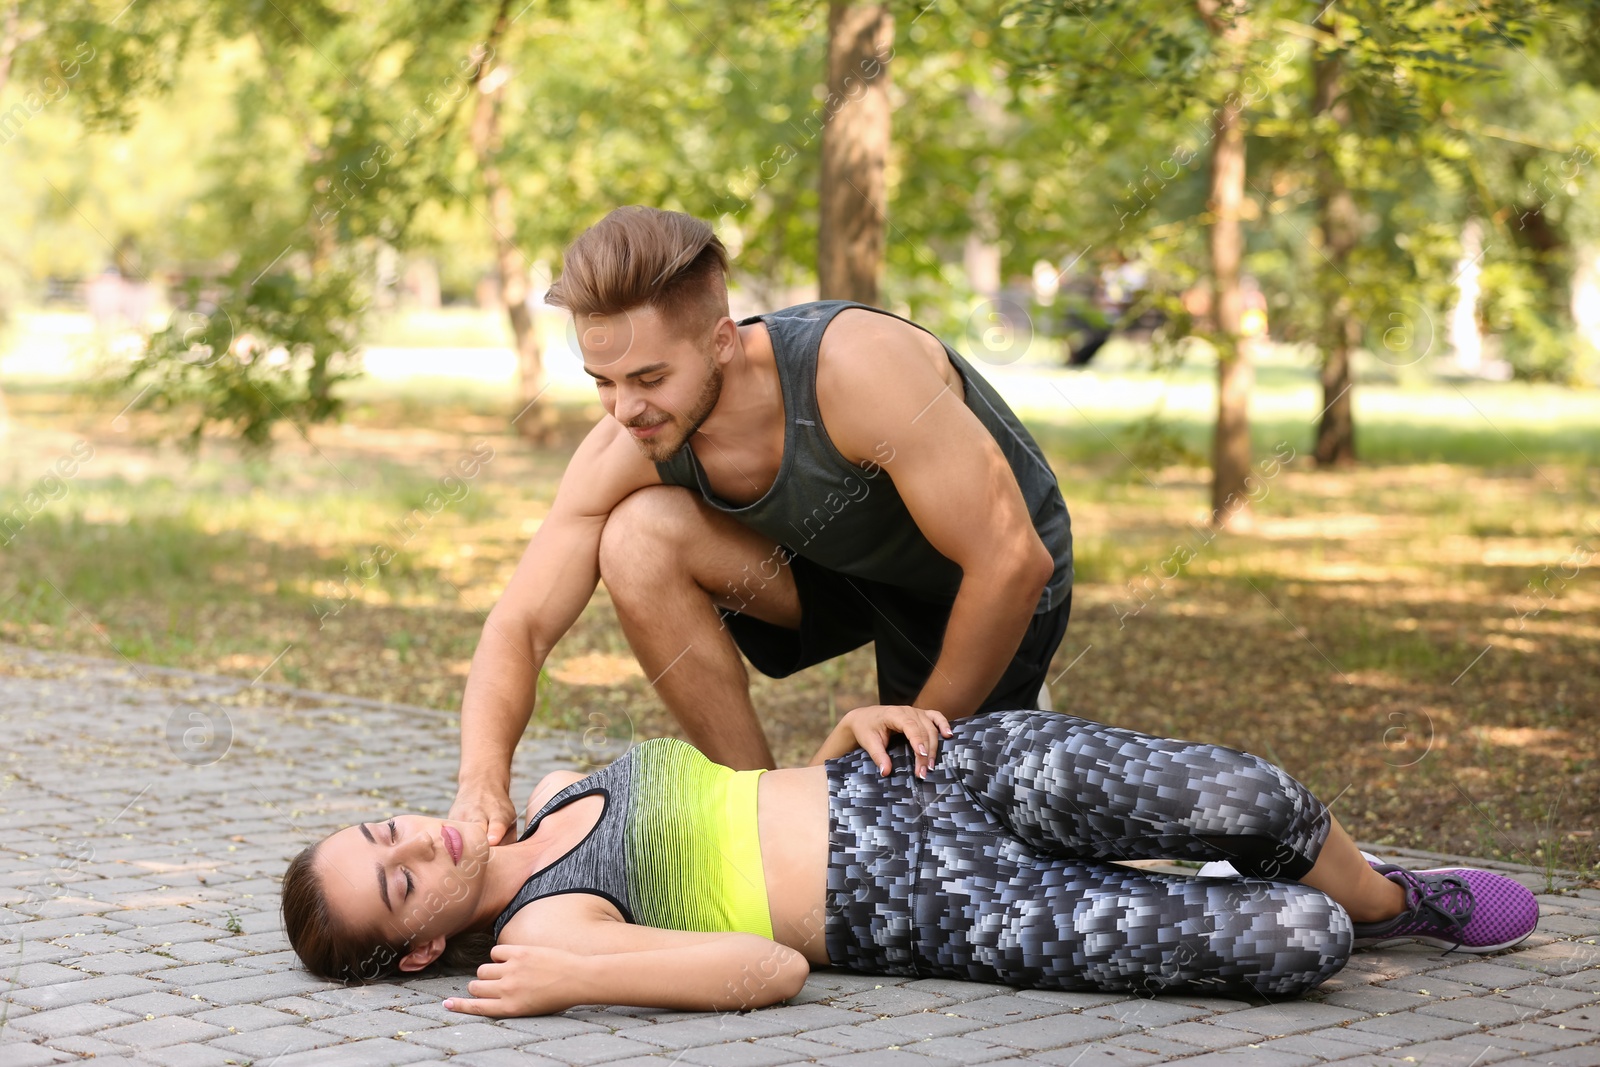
[280, 841, 492, 984]
[546, 206, 731, 343]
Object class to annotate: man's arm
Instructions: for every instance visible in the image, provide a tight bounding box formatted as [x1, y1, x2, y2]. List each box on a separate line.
[818, 311, 1056, 720]
[451, 419, 658, 843]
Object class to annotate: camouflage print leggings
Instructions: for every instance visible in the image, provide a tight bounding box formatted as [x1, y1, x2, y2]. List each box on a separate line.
[823, 709, 1352, 998]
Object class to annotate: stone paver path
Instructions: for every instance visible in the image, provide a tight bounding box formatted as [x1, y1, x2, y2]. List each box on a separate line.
[4, 643, 1600, 1067]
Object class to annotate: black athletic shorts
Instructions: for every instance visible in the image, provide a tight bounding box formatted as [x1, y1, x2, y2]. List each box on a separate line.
[716, 550, 1072, 710]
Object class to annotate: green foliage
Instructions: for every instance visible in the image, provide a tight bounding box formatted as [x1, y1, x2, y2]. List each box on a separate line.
[108, 266, 367, 451]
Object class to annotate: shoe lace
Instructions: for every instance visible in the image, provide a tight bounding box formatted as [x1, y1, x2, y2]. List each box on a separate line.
[1393, 868, 1476, 952]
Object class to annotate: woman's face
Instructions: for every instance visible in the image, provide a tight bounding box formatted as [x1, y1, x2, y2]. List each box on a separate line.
[316, 814, 493, 957]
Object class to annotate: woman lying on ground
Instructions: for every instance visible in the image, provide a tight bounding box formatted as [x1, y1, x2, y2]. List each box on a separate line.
[280, 707, 1539, 1017]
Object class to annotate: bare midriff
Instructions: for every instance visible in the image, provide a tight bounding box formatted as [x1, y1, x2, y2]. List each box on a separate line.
[754, 764, 832, 965]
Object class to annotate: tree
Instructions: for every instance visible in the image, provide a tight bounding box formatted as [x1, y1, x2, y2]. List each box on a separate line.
[818, 2, 894, 305]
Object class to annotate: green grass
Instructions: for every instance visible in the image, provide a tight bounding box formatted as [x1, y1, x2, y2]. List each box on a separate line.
[2, 368, 1599, 871]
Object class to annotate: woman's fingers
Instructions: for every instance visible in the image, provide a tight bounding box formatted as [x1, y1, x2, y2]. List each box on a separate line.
[862, 728, 892, 776]
[444, 994, 506, 1017]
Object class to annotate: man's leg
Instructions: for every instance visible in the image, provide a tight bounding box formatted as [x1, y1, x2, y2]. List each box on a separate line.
[597, 485, 802, 770]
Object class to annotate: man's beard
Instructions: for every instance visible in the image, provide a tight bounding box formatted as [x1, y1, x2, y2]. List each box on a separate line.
[630, 359, 723, 463]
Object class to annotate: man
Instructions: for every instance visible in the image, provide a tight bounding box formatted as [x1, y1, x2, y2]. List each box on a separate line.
[450, 206, 1072, 845]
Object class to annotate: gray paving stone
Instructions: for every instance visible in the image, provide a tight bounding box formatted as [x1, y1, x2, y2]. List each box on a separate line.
[1248, 1031, 1396, 1060]
[1535, 1047, 1600, 1066]
[1379, 974, 1485, 999]
[181, 970, 334, 1005]
[628, 1013, 829, 1049]
[1490, 1020, 1600, 1048]
[751, 1034, 875, 1061]
[1083, 998, 1210, 1028]
[190, 1002, 305, 1030]
[524, 1031, 677, 1063]
[1499, 984, 1600, 1012]
[0, 1044, 76, 1067]
[95, 1013, 231, 1050]
[1437, 960, 1544, 989]
[815, 1051, 961, 1067]
[489, 1013, 612, 1040]
[1374, 1035, 1531, 1065]
[978, 1012, 1128, 1050]
[6, 648, 1598, 1067]
[1031, 1044, 1162, 1066]
[451, 1050, 572, 1067]
[137, 1043, 250, 1067]
[826, 986, 955, 1015]
[1507, 941, 1600, 975]
[275, 1036, 445, 1066]
[1545, 1006, 1600, 1032]
[1142, 1020, 1261, 1050]
[7, 1002, 141, 1039]
[1101, 1030, 1217, 1058]
[6, 972, 161, 1008]
[104, 990, 212, 1018]
[1205, 1001, 1366, 1036]
[675, 1039, 820, 1067]
[309, 1007, 448, 1038]
[263, 993, 347, 1019]
[206, 1022, 348, 1057]
[1323, 985, 1435, 1013]
[1347, 1010, 1480, 1041]
[67, 950, 177, 975]
[1171, 1048, 1318, 1067]
[1009, 989, 1130, 1010]
[944, 996, 1063, 1023]
[1417, 995, 1536, 1026]
[881, 1034, 1024, 1064]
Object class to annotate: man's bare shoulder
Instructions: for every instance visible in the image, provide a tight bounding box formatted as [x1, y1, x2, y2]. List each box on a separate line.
[554, 416, 663, 519]
[818, 307, 952, 377]
[815, 308, 961, 462]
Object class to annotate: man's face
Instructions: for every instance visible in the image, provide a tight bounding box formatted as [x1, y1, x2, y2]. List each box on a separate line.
[579, 304, 725, 463]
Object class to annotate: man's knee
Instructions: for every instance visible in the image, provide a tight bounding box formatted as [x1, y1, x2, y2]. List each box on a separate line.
[597, 485, 700, 587]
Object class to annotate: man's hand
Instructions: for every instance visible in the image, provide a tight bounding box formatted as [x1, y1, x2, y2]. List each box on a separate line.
[445, 944, 577, 1017]
[807, 704, 953, 778]
[449, 779, 519, 847]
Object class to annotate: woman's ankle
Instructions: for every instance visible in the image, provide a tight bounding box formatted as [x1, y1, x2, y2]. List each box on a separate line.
[1347, 869, 1409, 924]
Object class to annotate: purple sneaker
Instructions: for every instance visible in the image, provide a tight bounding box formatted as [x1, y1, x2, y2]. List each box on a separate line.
[1352, 864, 1539, 953]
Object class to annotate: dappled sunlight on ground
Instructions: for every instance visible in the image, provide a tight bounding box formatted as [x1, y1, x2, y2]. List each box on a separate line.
[2, 383, 1597, 875]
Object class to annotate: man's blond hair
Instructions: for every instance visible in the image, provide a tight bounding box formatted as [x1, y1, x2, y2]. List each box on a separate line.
[546, 206, 731, 342]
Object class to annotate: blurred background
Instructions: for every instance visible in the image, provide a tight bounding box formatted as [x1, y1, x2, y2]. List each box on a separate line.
[1, 0, 1597, 876]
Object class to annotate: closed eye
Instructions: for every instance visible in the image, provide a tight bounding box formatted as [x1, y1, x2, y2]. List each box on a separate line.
[388, 820, 412, 898]
[640, 377, 665, 388]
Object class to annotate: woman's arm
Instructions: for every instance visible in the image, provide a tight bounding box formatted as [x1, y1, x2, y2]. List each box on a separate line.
[444, 926, 809, 1017]
[806, 705, 953, 777]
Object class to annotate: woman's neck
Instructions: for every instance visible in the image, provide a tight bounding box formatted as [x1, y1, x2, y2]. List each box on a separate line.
[463, 833, 550, 934]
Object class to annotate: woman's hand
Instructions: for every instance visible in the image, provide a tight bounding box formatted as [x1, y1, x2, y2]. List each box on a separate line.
[444, 944, 577, 1018]
[806, 704, 953, 778]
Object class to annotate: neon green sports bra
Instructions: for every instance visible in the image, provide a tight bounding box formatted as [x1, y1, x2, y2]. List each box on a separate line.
[491, 738, 772, 939]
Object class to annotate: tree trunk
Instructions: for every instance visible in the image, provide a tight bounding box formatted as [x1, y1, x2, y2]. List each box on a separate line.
[468, 2, 544, 440]
[1312, 22, 1358, 467]
[818, 2, 893, 306]
[1199, 0, 1253, 528]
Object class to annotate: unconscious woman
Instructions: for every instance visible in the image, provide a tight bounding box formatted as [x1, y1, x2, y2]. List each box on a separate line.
[280, 706, 1539, 1017]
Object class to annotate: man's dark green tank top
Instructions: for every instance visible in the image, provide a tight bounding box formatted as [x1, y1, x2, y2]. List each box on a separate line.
[654, 300, 1072, 614]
